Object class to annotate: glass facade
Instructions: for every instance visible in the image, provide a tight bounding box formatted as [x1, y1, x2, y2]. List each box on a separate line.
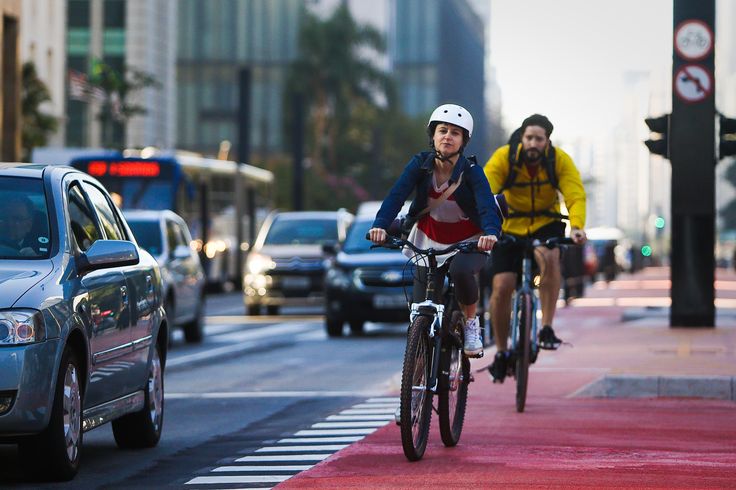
[390, 0, 489, 158]
[65, 0, 127, 147]
[177, 0, 302, 158]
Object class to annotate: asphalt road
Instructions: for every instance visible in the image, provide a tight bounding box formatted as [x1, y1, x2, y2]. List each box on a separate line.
[0, 293, 407, 489]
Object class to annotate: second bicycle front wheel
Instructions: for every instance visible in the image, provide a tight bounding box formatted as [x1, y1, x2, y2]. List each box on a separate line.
[438, 311, 470, 446]
[515, 292, 533, 413]
[399, 314, 434, 461]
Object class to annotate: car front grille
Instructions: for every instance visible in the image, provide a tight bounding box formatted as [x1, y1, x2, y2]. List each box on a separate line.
[355, 267, 414, 288]
[272, 256, 324, 272]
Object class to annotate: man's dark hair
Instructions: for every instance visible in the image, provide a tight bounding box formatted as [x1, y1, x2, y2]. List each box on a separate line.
[521, 114, 554, 137]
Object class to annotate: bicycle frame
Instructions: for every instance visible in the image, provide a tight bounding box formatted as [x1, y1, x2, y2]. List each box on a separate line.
[510, 246, 539, 357]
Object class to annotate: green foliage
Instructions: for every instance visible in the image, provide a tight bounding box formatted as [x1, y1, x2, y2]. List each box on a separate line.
[283, 4, 426, 211]
[21, 62, 58, 161]
[90, 59, 160, 148]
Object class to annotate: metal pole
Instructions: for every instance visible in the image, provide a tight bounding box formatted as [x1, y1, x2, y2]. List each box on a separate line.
[234, 68, 251, 288]
[670, 0, 716, 326]
[292, 93, 304, 211]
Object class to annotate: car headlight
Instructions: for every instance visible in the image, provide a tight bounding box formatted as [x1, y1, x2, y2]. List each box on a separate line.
[247, 253, 275, 275]
[0, 310, 46, 345]
[326, 268, 351, 289]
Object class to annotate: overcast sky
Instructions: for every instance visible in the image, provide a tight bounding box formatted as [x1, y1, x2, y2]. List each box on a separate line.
[490, 0, 672, 143]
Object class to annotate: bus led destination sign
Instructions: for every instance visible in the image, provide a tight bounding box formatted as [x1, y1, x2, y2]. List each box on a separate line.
[87, 160, 162, 178]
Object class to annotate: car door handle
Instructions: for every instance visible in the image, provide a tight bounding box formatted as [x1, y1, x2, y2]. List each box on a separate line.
[121, 285, 129, 306]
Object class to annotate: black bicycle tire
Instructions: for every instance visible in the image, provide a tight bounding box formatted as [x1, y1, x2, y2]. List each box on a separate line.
[515, 292, 532, 413]
[399, 315, 434, 461]
[438, 310, 469, 446]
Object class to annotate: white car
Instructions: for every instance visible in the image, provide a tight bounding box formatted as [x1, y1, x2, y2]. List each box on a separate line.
[124, 210, 206, 343]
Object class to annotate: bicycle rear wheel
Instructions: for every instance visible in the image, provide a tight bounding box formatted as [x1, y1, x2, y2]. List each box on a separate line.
[438, 312, 469, 446]
[515, 292, 533, 413]
[399, 315, 434, 461]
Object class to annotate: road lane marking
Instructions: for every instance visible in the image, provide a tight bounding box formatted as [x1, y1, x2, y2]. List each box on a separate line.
[212, 465, 312, 472]
[340, 408, 397, 414]
[326, 415, 393, 421]
[186, 475, 290, 484]
[183, 397, 397, 486]
[166, 390, 388, 399]
[277, 436, 364, 443]
[350, 403, 399, 409]
[256, 445, 348, 452]
[311, 421, 387, 428]
[235, 454, 331, 462]
[206, 315, 322, 324]
[294, 428, 378, 436]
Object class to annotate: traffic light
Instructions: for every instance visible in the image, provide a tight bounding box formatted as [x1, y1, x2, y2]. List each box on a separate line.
[644, 115, 670, 158]
[719, 115, 736, 159]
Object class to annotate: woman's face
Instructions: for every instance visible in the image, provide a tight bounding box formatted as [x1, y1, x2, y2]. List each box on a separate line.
[433, 123, 464, 157]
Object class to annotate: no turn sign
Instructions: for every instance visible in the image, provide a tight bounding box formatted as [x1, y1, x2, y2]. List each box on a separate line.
[674, 64, 713, 103]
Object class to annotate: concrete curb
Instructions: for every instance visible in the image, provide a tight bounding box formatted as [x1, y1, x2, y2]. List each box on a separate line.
[572, 374, 736, 400]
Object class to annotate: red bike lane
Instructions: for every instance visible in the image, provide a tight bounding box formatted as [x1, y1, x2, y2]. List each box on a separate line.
[279, 268, 736, 489]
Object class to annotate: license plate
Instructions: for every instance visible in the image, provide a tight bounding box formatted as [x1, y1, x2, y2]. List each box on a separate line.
[373, 294, 407, 309]
[281, 276, 310, 289]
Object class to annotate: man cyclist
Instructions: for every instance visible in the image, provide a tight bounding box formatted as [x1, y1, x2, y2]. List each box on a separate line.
[483, 114, 587, 382]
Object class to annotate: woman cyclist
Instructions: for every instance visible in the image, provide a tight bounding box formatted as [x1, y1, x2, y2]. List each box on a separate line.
[368, 104, 503, 358]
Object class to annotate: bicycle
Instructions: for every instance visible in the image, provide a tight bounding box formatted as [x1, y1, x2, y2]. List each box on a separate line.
[368, 234, 482, 461]
[497, 235, 575, 413]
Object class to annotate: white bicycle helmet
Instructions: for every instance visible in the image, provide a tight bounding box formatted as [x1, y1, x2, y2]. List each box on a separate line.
[427, 104, 474, 139]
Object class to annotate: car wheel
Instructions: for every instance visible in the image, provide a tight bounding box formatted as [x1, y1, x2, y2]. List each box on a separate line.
[19, 346, 83, 481]
[183, 292, 205, 343]
[266, 305, 279, 315]
[326, 316, 343, 337]
[246, 304, 260, 315]
[349, 320, 365, 336]
[112, 343, 164, 448]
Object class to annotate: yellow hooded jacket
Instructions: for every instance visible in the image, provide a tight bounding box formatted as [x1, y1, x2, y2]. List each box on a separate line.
[484, 144, 586, 236]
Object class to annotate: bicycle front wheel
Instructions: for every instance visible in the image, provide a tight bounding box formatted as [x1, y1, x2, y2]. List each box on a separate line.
[438, 312, 469, 446]
[515, 292, 533, 413]
[399, 314, 434, 461]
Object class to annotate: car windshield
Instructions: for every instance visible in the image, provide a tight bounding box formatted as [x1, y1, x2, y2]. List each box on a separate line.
[264, 217, 338, 245]
[0, 177, 52, 259]
[127, 220, 163, 256]
[342, 219, 393, 254]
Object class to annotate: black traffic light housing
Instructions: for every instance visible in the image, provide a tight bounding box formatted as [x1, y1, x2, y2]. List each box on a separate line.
[644, 114, 670, 158]
[719, 115, 736, 159]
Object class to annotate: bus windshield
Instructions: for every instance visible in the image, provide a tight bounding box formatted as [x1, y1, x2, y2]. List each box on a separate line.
[100, 179, 174, 210]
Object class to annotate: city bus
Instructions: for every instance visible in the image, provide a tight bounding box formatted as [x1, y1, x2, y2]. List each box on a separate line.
[70, 150, 274, 289]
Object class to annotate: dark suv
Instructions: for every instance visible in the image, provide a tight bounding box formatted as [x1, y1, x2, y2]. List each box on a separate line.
[244, 210, 353, 315]
[323, 216, 414, 336]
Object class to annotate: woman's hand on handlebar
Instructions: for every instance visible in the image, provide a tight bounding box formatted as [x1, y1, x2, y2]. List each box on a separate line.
[368, 227, 387, 244]
[570, 227, 587, 245]
[477, 234, 498, 252]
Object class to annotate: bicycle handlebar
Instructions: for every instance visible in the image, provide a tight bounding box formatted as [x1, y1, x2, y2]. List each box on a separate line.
[496, 235, 576, 249]
[365, 233, 480, 255]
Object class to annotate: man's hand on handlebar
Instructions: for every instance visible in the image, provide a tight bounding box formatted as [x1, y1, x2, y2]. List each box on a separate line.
[477, 235, 498, 252]
[570, 227, 587, 245]
[368, 227, 387, 244]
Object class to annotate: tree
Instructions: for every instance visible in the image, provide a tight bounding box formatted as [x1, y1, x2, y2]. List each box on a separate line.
[21, 62, 58, 162]
[89, 60, 160, 148]
[284, 4, 433, 211]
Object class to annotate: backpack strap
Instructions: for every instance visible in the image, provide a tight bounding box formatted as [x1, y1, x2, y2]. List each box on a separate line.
[417, 173, 463, 217]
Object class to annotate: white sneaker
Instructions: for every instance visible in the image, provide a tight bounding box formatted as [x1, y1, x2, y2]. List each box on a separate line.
[463, 316, 483, 357]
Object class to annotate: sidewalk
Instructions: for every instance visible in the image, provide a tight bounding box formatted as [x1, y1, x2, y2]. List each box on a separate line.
[279, 267, 736, 489]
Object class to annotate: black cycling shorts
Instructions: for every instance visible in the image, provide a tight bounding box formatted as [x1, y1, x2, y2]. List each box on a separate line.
[490, 221, 566, 275]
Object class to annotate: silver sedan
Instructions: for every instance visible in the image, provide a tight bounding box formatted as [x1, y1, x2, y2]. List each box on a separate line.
[0, 164, 168, 481]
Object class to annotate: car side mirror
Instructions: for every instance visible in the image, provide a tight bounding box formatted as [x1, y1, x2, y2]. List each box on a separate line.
[322, 241, 338, 256]
[77, 240, 140, 274]
[171, 244, 191, 260]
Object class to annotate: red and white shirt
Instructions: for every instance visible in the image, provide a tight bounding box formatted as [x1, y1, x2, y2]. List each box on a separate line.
[404, 174, 481, 266]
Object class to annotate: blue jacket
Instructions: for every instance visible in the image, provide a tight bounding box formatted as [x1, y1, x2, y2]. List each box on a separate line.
[372, 151, 503, 237]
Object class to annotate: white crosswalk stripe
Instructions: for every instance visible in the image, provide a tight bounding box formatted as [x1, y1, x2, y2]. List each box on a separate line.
[183, 397, 399, 486]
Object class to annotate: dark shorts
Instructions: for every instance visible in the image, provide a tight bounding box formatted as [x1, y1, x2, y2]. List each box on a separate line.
[490, 221, 566, 276]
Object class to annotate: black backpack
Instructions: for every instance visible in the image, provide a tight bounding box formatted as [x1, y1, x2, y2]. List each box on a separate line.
[498, 127, 559, 193]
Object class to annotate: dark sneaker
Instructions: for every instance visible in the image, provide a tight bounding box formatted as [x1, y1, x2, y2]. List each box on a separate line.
[488, 351, 509, 383]
[538, 325, 562, 350]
